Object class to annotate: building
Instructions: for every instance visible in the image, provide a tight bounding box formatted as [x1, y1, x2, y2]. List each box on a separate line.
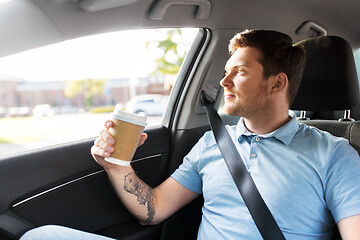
[0, 73, 24, 107]
[0, 74, 168, 111]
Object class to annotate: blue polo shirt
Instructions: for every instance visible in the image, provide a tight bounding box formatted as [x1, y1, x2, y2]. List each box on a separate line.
[171, 113, 360, 239]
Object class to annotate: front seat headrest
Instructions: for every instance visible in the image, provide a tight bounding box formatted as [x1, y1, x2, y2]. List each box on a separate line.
[291, 36, 359, 111]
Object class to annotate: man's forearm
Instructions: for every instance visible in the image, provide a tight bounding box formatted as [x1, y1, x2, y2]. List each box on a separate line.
[123, 171, 155, 224]
[106, 166, 156, 225]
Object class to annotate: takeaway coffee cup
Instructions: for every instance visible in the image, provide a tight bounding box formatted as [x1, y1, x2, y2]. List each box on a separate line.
[105, 105, 147, 166]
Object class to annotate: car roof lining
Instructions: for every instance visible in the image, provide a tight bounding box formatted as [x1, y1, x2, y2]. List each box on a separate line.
[1, 0, 360, 58]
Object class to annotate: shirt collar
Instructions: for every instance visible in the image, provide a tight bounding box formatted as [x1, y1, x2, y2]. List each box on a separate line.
[236, 111, 299, 145]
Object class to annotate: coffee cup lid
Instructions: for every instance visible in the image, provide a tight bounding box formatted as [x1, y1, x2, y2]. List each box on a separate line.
[111, 108, 147, 126]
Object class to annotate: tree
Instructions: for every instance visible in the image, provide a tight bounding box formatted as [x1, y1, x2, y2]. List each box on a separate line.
[64, 78, 107, 108]
[146, 29, 188, 93]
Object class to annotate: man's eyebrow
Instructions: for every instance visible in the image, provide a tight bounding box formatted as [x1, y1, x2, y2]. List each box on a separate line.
[224, 65, 249, 71]
[234, 64, 249, 68]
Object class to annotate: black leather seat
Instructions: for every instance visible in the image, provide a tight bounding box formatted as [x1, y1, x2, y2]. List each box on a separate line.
[293, 36, 360, 240]
[293, 36, 359, 116]
[293, 36, 360, 150]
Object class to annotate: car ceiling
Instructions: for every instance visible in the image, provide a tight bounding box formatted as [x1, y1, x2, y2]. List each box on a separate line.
[0, 0, 359, 58]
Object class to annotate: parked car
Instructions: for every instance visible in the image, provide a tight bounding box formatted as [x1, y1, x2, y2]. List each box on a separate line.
[126, 94, 169, 116]
[0, 1, 360, 240]
[32, 104, 56, 117]
[7, 107, 31, 118]
[58, 105, 85, 115]
[0, 107, 6, 118]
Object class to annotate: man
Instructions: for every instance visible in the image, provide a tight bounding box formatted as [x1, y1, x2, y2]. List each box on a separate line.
[20, 30, 360, 239]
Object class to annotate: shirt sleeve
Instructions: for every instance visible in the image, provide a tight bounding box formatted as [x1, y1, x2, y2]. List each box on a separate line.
[171, 133, 207, 194]
[325, 140, 360, 222]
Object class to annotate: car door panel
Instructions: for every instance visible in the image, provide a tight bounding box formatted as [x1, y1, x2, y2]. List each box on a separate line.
[160, 196, 203, 240]
[158, 127, 210, 240]
[0, 126, 169, 240]
[168, 126, 210, 174]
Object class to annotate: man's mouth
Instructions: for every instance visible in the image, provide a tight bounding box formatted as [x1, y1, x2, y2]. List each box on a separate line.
[224, 93, 236, 99]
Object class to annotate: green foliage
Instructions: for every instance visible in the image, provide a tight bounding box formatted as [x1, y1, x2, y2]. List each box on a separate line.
[0, 137, 11, 143]
[64, 78, 107, 108]
[90, 105, 115, 113]
[146, 29, 186, 75]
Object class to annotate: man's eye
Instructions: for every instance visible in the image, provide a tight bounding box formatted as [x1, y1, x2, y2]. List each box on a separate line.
[237, 70, 245, 75]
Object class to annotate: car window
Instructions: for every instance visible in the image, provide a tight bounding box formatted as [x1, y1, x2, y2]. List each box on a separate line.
[0, 28, 199, 156]
[355, 49, 360, 82]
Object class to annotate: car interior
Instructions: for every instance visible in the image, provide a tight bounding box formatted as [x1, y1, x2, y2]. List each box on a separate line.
[1, 0, 360, 240]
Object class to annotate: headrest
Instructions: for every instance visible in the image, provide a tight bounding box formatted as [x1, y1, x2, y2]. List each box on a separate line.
[291, 36, 359, 111]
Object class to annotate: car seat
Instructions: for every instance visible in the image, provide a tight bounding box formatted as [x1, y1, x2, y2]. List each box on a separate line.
[292, 36, 360, 150]
[293, 35, 360, 240]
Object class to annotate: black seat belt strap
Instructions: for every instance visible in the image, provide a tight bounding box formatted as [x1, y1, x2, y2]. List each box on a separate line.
[201, 92, 286, 240]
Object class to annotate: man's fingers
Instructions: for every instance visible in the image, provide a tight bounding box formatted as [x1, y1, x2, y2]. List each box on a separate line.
[104, 120, 113, 130]
[92, 144, 112, 157]
[138, 133, 148, 146]
[93, 137, 101, 146]
[93, 136, 114, 153]
[99, 129, 115, 145]
[91, 145, 105, 157]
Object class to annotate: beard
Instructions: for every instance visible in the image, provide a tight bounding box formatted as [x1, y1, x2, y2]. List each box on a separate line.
[222, 101, 244, 116]
[222, 94, 269, 118]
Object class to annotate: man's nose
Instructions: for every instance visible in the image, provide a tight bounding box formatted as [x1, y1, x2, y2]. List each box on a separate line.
[220, 73, 232, 88]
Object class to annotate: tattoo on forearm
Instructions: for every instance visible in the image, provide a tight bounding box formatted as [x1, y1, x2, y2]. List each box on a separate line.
[124, 172, 155, 224]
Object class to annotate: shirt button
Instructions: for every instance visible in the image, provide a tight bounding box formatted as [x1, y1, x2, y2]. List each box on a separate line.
[255, 136, 261, 142]
[251, 153, 257, 158]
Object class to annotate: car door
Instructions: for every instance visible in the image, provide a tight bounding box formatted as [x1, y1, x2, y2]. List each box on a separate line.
[0, 1, 209, 239]
[0, 126, 169, 240]
[0, 23, 211, 240]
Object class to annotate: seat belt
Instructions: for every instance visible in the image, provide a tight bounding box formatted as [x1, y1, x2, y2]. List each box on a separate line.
[201, 92, 286, 240]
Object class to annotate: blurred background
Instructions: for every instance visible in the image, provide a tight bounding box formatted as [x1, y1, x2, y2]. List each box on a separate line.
[0, 28, 198, 156]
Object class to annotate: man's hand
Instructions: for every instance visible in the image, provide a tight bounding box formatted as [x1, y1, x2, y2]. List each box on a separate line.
[90, 120, 148, 170]
[90, 120, 198, 225]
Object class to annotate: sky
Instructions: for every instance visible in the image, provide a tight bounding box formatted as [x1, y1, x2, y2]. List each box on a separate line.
[0, 29, 198, 82]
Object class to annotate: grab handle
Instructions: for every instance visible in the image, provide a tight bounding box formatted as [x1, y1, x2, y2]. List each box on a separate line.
[149, 0, 211, 20]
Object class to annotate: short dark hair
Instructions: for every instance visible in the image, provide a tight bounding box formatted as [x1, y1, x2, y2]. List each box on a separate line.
[228, 29, 306, 105]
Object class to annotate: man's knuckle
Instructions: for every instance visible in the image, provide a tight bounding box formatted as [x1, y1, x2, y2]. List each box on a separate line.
[91, 146, 100, 156]
[100, 129, 107, 137]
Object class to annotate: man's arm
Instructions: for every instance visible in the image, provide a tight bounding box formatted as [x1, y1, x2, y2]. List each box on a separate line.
[337, 214, 360, 240]
[107, 167, 199, 225]
[91, 121, 200, 225]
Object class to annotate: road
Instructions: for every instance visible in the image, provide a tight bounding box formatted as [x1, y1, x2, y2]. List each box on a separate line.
[0, 113, 162, 157]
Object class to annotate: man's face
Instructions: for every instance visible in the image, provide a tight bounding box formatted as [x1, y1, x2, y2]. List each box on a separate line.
[220, 47, 270, 117]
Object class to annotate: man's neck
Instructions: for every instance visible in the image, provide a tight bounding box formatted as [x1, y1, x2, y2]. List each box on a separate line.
[243, 110, 290, 135]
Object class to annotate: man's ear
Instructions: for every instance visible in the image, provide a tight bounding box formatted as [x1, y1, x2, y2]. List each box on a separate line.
[271, 73, 288, 92]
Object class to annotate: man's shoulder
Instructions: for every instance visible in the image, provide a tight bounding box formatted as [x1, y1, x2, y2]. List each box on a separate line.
[297, 122, 348, 142]
[295, 122, 352, 154]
